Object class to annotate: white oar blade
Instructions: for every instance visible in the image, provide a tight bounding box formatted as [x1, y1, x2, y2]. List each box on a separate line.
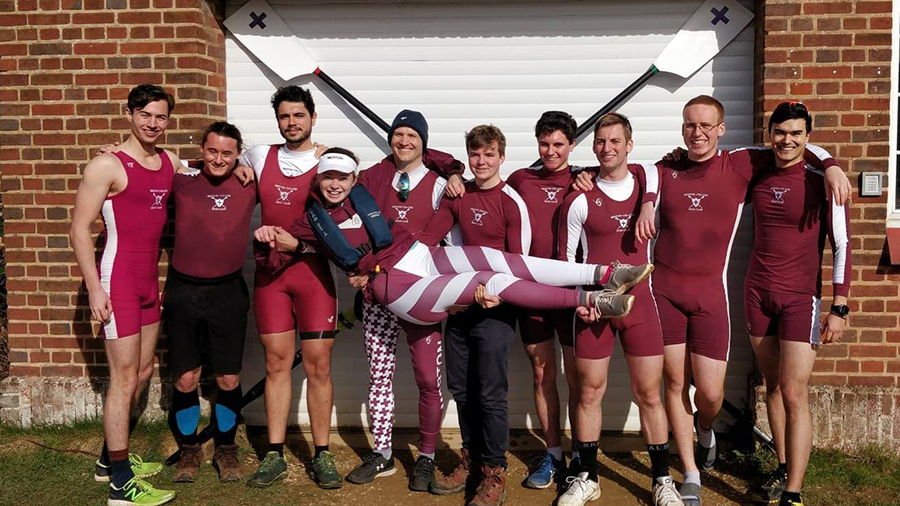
[653, 0, 753, 78]
[224, 0, 318, 81]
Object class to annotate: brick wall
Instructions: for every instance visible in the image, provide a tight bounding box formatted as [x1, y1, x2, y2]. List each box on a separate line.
[0, 0, 226, 423]
[753, 0, 900, 451]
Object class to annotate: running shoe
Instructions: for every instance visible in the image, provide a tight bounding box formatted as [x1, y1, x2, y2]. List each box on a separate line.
[524, 452, 566, 489]
[108, 477, 176, 506]
[602, 262, 654, 294]
[761, 467, 787, 504]
[311, 450, 343, 489]
[652, 475, 684, 506]
[409, 455, 436, 492]
[558, 472, 601, 506]
[593, 289, 635, 319]
[346, 452, 396, 484]
[95, 453, 163, 483]
[680, 482, 701, 506]
[779, 496, 804, 506]
[246, 451, 287, 488]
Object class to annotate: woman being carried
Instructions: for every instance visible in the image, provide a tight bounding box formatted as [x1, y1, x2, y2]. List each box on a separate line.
[254, 148, 651, 324]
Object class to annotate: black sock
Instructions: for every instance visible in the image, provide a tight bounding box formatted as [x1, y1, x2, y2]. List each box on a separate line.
[314, 445, 329, 459]
[780, 491, 801, 505]
[169, 388, 200, 446]
[647, 442, 670, 479]
[213, 384, 242, 447]
[777, 462, 787, 475]
[109, 448, 134, 488]
[269, 442, 284, 457]
[577, 440, 599, 482]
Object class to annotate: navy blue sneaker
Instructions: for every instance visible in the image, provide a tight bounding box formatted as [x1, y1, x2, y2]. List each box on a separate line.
[524, 453, 566, 489]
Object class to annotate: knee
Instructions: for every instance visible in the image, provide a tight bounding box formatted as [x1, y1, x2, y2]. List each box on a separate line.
[532, 361, 557, 389]
[215, 374, 240, 391]
[579, 382, 606, 407]
[175, 371, 200, 392]
[764, 379, 781, 396]
[265, 350, 293, 375]
[663, 371, 686, 394]
[779, 381, 807, 409]
[631, 383, 662, 410]
[304, 357, 333, 385]
[694, 384, 723, 407]
[110, 368, 140, 395]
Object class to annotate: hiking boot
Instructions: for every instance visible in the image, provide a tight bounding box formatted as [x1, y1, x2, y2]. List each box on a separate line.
[108, 477, 176, 506]
[524, 453, 565, 489]
[430, 449, 474, 495]
[172, 444, 202, 483]
[95, 453, 163, 483]
[679, 482, 701, 506]
[602, 262, 654, 294]
[346, 452, 396, 484]
[592, 289, 635, 319]
[694, 413, 717, 471]
[247, 451, 287, 488]
[409, 455, 436, 492]
[212, 444, 242, 483]
[652, 476, 684, 506]
[558, 471, 600, 506]
[468, 464, 507, 506]
[761, 468, 787, 504]
[311, 450, 343, 489]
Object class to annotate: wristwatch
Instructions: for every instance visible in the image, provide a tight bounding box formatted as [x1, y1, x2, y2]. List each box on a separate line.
[829, 304, 850, 319]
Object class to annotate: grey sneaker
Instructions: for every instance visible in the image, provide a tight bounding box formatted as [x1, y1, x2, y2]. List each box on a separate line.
[592, 289, 635, 319]
[680, 482, 701, 506]
[652, 476, 684, 506]
[602, 262, 654, 294]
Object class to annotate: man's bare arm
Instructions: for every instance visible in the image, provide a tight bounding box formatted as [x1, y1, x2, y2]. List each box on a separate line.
[69, 155, 120, 323]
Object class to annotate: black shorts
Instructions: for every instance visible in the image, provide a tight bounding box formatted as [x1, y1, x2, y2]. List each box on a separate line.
[163, 268, 250, 376]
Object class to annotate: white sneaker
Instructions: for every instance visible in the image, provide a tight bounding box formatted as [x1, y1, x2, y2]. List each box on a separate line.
[653, 475, 684, 506]
[558, 472, 601, 506]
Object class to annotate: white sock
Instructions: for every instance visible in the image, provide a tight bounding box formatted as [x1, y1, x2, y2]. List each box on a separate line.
[696, 421, 715, 448]
[684, 471, 701, 486]
[376, 449, 392, 460]
[547, 446, 563, 461]
[420, 452, 435, 461]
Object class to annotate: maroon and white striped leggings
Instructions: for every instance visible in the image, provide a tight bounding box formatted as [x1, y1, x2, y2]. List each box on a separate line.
[370, 242, 599, 326]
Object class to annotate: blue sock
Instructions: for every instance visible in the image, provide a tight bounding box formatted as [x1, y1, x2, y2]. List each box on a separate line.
[214, 384, 242, 446]
[170, 388, 200, 445]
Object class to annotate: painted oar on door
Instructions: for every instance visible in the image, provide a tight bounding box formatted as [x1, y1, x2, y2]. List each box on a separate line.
[531, 0, 754, 165]
[164, 308, 358, 467]
[224, 0, 391, 133]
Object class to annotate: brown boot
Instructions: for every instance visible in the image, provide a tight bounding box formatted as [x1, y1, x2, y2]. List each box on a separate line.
[468, 464, 507, 506]
[173, 443, 202, 483]
[213, 443, 243, 482]
[429, 448, 475, 495]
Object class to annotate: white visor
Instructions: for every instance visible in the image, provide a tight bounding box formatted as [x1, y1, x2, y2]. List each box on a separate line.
[317, 153, 358, 175]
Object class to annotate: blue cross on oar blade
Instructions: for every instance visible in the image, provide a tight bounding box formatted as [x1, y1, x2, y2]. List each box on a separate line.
[710, 6, 729, 25]
[249, 11, 267, 29]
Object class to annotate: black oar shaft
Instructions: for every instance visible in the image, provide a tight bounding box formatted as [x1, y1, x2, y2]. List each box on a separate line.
[574, 65, 659, 139]
[314, 68, 392, 133]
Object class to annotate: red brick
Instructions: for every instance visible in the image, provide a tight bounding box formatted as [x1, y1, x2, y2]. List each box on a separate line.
[27, 12, 70, 25]
[857, 1, 892, 13]
[856, 33, 891, 46]
[117, 11, 159, 23]
[803, 2, 852, 14]
[803, 34, 852, 47]
[849, 376, 894, 387]
[870, 16, 892, 30]
[72, 12, 114, 23]
[120, 42, 163, 54]
[843, 17, 867, 30]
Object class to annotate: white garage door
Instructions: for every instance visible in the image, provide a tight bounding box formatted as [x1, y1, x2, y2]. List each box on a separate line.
[227, 0, 756, 433]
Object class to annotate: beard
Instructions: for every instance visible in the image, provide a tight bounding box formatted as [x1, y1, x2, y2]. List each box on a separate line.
[282, 127, 311, 146]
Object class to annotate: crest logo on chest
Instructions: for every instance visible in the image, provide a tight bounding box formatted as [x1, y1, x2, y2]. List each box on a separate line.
[684, 193, 708, 211]
[470, 208, 489, 226]
[149, 189, 168, 210]
[541, 187, 562, 203]
[207, 194, 231, 211]
[610, 214, 633, 232]
[771, 187, 790, 204]
[392, 205, 414, 223]
[273, 184, 297, 205]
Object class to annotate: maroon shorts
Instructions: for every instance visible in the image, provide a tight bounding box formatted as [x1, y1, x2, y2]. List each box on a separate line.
[100, 250, 161, 340]
[254, 254, 337, 336]
[519, 309, 575, 347]
[574, 283, 663, 359]
[744, 284, 821, 344]
[652, 269, 731, 361]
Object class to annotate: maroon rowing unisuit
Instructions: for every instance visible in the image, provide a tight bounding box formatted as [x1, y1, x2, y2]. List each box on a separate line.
[170, 171, 256, 278]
